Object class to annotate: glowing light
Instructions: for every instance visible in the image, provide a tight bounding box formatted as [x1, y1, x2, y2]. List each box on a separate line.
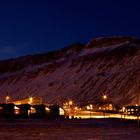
[29, 97, 33, 101]
[28, 97, 33, 104]
[5, 96, 10, 103]
[90, 104, 93, 109]
[69, 110, 140, 120]
[74, 107, 78, 110]
[109, 104, 113, 110]
[45, 107, 50, 112]
[103, 95, 107, 100]
[6, 96, 10, 100]
[69, 101, 73, 105]
[87, 104, 93, 110]
[59, 107, 65, 115]
[14, 102, 21, 105]
[14, 106, 20, 110]
[122, 106, 125, 112]
[87, 106, 90, 110]
[30, 107, 36, 113]
[14, 106, 20, 114]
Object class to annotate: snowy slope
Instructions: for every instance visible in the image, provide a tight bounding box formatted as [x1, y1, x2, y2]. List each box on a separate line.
[0, 37, 140, 106]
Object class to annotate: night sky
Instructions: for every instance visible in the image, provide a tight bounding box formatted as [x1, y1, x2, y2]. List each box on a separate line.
[0, 0, 140, 60]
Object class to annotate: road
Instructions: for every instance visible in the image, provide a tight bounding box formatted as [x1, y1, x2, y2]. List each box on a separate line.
[69, 110, 138, 120]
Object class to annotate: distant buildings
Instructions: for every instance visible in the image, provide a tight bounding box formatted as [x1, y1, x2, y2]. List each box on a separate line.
[0, 96, 65, 119]
[12, 97, 42, 105]
[125, 106, 140, 116]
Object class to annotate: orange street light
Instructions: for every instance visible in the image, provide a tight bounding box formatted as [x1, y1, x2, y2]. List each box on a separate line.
[102, 95, 107, 118]
[103, 95, 107, 100]
[5, 96, 10, 103]
[28, 97, 33, 104]
[69, 100, 73, 105]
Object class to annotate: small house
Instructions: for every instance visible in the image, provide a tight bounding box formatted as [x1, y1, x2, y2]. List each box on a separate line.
[30, 104, 46, 118]
[14, 104, 31, 118]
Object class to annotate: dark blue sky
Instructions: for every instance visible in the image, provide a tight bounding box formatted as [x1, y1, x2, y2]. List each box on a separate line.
[0, 0, 140, 59]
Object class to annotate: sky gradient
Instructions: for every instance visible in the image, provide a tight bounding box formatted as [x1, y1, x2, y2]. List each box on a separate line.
[0, 0, 140, 60]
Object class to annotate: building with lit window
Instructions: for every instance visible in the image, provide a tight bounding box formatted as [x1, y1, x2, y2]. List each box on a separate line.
[125, 106, 140, 115]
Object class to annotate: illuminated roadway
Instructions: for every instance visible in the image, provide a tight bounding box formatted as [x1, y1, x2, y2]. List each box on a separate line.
[69, 110, 138, 120]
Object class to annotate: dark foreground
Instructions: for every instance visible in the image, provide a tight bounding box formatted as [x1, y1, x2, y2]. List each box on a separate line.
[0, 119, 140, 140]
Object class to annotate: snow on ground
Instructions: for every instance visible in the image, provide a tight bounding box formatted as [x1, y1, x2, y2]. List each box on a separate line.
[0, 119, 139, 140]
[78, 41, 130, 57]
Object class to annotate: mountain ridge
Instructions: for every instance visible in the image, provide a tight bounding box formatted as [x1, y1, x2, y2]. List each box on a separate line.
[0, 36, 140, 106]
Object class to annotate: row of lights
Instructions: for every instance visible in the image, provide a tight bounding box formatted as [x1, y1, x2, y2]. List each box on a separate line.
[5, 94, 108, 111]
[63, 95, 108, 111]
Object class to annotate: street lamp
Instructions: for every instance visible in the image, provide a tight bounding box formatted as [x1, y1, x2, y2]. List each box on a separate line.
[102, 95, 107, 118]
[89, 104, 93, 119]
[5, 96, 10, 104]
[28, 97, 33, 104]
[68, 100, 73, 116]
[103, 95, 107, 100]
[69, 100, 73, 106]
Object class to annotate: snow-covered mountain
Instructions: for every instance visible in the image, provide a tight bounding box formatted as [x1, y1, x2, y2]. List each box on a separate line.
[0, 36, 140, 106]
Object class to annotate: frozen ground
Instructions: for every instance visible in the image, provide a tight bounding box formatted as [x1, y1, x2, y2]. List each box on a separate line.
[0, 119, 140, 140]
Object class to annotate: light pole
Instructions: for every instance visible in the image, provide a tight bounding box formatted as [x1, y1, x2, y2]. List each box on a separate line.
[90, 104, 93, 119]
[5, 96, 10, 104]
[68, 100, 73, 117]
[102, 95, 107, 118]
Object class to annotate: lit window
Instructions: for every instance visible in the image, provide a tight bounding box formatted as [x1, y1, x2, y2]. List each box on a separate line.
[15, 102, 21, 105]
[59, 107, 65, 115]
[87, 106, 90, 110]
[45, 107, 50, 113]
[30, 107, 36, 113]
[122, 107, 125, 112]
[14, 106, 20, 114]
[109, 104, 113, 110]
[90, 104, 93, 109]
